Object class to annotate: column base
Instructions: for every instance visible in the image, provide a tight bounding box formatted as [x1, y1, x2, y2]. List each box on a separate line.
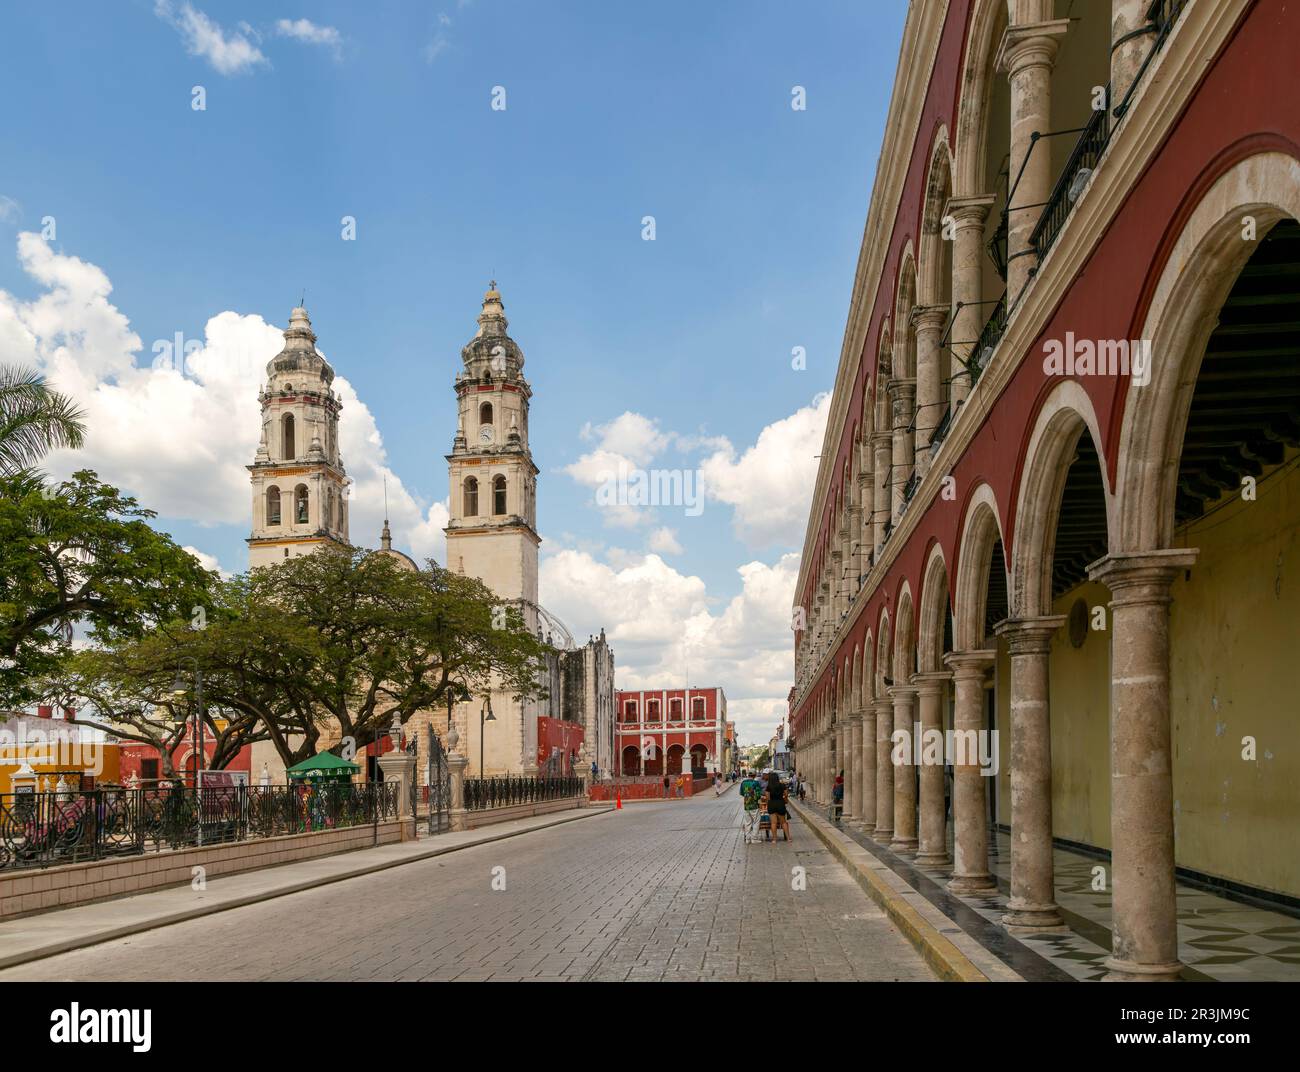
[1002, 901, 1066, 934]
[872, 826, 894, 843]
[890, 836, 918, 855]
[913, 851, 951, 867]
[947, 872, 996, 894]
[1102, 956, 1184, 982]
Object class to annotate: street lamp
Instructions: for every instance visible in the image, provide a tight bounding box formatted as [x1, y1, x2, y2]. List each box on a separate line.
[169, 657, 204, 791]
[479, 694, 495, 778]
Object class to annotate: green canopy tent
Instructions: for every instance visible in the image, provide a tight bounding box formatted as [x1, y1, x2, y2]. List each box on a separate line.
[285, 752, 360, 784]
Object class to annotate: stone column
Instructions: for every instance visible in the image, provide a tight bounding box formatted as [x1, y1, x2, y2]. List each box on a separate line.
[447, 751, 469, 832]
[912, 671, 952, 865]
[377, 748, 417, 840]
[995, 615, 1067, 932]
[847, 713, 863, 821]
[1111, 0, 1152, 113]
[943, 650, 997, 892]
[912, 306, 950, 478]
[889, 684, 919, 854]
[872, 698, 894, 842]
[888, 378, 916, 525]
[1088, 549, 1198, 981]
[999, 20, 1068, 305]
[945, 195, 994, 409]
[859, 705, 876, 830]
[849, 504, 863, 594]
[831, 549, 844, 622]
[871, 432, 892, 557]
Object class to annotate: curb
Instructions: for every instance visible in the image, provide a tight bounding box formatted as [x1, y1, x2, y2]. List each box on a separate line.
[0, 805, 613, 971]
[791, 800, 989, 982]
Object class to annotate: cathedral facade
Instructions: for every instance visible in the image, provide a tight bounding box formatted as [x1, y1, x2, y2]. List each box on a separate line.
[246, 293, 615, 782]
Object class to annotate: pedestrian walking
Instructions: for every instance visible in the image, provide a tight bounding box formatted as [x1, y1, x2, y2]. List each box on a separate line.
[739, 769, 762, 843]
[675, 773, 685, 798]
[766, 771, 790, 842]
[663, 773, 671, 799]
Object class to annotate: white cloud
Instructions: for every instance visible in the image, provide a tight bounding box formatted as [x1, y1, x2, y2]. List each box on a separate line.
[155, 1, 268, 75]
[698, 392, 830, 547]
[0, 233, 446, 570]
[274, 18, 343, 60]
[182, 545, 231, 579]
[539, 546, 798, 746]
[647, 526, 682, 555]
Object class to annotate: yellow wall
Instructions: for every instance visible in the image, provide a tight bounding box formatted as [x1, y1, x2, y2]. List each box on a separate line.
[1048, 580, 1113, 849]
[1167, 462, 1300, 897]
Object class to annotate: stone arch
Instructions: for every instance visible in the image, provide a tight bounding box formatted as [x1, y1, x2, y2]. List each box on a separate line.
[893, 247, 919, 379]
[917, 542, 951, 672]
[953, 0, 1011, 199]
[920, 126, 956, 307]
[953, 483, 1007, 651]
[874, 610, 892, 701]
[1011, 380, 1113, 617]
[862, 628, 874, 707]
[1116, 150, 1300, 551]
[893, 583, 917, 683]
[875, 320, 894, 431]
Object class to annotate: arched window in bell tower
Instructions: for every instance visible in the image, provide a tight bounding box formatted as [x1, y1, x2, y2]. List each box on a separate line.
[282, 413, 295, 460]
[493, 475, 507, 515]
[464, 476, 479, 516]
[294, 484, 309, 525]
[266, 486, 281, 525]
[479, 401, 493, 427]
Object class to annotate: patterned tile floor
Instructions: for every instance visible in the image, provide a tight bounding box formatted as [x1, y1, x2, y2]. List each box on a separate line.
[834, 813, 1300, 982]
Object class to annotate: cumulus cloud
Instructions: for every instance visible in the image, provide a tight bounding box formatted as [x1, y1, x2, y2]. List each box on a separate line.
[647, 526, 682, 555]
[274, 18, 343, 60]
[0, 232, 445, 570]
[539, 546, 798, 745]
[154, 1, 268, 75]
[699, 392, 830, 548]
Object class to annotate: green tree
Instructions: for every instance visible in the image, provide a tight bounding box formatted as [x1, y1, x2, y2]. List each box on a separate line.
[52, 546, 548, 771]
[0, 364, 85, 479]
[0, 470, 215, 707]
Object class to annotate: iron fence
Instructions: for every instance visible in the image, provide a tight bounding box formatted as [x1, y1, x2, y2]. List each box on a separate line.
[969, 292, 1008, 387]
[0, 781, 400, 873]
[462, 774, 584, 811]
[1030, 102, 1110, 263]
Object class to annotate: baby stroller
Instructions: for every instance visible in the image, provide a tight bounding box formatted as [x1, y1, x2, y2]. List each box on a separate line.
[758, 794, 773, 841]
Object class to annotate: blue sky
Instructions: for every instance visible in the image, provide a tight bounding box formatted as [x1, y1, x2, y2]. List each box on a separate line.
[0, 1, 903, 743]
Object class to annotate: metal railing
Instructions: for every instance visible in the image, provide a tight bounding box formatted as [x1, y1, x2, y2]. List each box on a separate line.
[969, 292, 1008, 388]
[462, 775, 584, 811]
[1030, 102, 1110, 263]
[0, 782, 400, 873]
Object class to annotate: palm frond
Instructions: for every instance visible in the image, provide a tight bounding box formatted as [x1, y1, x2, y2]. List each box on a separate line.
[0, 363, 86, 476]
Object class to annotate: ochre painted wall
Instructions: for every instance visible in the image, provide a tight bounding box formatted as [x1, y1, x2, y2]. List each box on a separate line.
[1168, 463, 1300, 898]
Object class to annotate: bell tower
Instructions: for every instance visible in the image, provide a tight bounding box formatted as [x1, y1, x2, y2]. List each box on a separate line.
[247, 305, 350, 568]
[445, 283, 540, 615]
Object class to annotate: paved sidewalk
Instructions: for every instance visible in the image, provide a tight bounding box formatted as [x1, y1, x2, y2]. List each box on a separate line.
[1, 793, 936, 982]
[0, 805, 610, 970]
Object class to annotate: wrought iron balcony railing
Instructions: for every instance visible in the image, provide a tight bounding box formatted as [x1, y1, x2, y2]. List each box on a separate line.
[1030, 102, 1110, 263]
[969, 292, 1008, 388]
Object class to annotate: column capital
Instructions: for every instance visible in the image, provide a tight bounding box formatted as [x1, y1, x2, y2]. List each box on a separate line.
[887, 684, 919, 702]
[886, 376, 917, 401]
[944, 649, 996, 679]
[994, 614, 1067, 655]
[997, 19, 1069, 76]
[910, 670, 953, 696]
[1088, 549, 1198, 604]
[911, 304, 950, 335]
[847, 710, 864, 725]
[871, 430, 893, 450]
[944, 193, 996, 229]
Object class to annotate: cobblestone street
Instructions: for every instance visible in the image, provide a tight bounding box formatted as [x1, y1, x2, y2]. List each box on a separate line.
[2, 793, 935, 982]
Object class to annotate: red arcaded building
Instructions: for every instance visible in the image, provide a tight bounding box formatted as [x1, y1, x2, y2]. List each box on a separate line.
[791, 0, 1299, 983]
[615, 688, 727, 777]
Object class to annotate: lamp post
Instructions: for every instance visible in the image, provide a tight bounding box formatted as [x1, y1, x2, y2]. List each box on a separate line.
[170, 656, 204, 846]
[479, 694, 495, 779]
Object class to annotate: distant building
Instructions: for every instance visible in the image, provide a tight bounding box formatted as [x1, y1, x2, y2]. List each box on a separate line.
[614, 687, 727, 777]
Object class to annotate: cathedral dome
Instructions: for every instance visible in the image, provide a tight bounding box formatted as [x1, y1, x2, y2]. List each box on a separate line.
[375, 519, 418, 571]
[461, 282, 524, 376]
[268, 305, 335, 386]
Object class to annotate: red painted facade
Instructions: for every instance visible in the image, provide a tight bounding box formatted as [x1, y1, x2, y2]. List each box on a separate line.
[614, 688, 726, 776]
[793, 0, 1299, 735]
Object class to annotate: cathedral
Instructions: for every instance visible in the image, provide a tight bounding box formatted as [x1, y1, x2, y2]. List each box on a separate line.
[246, 290, 615, 781]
